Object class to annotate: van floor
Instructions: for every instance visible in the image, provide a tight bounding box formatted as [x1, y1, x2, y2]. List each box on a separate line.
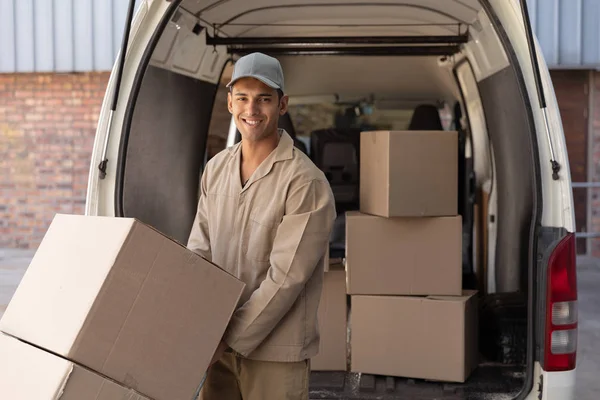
[310, 364, 525, 399]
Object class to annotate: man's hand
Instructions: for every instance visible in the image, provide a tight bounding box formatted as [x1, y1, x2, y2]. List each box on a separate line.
[209, 340, 229, 366]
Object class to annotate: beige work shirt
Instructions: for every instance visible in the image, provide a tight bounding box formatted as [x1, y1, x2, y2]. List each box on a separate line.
[187, 130, 336, 362]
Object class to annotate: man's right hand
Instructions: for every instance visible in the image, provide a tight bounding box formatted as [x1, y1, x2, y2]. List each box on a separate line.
[209, 340, 229, 366]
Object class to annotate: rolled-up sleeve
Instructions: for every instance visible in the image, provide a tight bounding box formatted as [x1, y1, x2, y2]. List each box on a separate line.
[186, 168, 212, 261]
[223, 178, 336, 356]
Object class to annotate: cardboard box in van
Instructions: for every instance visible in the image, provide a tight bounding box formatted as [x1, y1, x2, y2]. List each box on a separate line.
[360, 130, 458, 217]
[0, 333, 150, 400]
[312, 267, 347, 371]
[0, 214, 245, 400]
[345, 212, 462, 296]
[350, 291, 478, 383]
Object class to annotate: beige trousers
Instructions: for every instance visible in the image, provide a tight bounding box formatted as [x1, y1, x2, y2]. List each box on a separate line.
[198, 351, 310, 400]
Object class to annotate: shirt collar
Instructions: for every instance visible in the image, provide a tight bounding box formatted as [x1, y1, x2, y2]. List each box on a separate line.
[228, 129, 295, 191]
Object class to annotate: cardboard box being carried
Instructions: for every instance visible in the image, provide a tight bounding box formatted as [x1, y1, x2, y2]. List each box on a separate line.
[350, 291, 478, 383]
[0, 333, 151, 400]
[346, 211, 462, 296]
[360, 130, 458, 217]
[0, 214, 245, 400]
[312, 267, 347, 371]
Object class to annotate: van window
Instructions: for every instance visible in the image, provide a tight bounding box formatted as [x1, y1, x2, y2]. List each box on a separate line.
[286, 101, 455, 153]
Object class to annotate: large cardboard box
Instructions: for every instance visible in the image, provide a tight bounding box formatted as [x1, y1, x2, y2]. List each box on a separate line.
[360, 130, 458, 217]
[312, 268, 347, 371]
[0, 333, 150, 400]
[346, 212, 462, 296]
[350, 291, 478, 382]
[0, 214, 245, 400]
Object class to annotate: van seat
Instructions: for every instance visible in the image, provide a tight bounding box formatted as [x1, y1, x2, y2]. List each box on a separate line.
[408, 104, 444, 131]
[310, 128, 361, 211]
[310, 128, 361, 260]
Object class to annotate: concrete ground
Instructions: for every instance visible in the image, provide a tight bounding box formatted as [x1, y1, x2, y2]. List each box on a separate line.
[0, 249, 598, 398]
[573, 256, 600, 400]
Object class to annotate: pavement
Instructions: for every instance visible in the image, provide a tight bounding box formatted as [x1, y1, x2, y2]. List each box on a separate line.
[573, 256, 600, 400]
[0, 249, 598, 398]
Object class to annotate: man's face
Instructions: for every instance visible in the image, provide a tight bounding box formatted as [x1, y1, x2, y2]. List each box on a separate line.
[228, 77, 288, 143]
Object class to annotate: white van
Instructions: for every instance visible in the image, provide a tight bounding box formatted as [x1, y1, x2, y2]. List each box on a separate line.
[86, 1, 578, 399]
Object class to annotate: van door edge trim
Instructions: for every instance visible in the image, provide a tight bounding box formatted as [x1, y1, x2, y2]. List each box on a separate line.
[114, 0, 185, 217]
[478, 1, 543, 399]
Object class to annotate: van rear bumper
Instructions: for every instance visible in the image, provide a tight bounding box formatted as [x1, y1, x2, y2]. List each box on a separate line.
[528, 367, 576, 400]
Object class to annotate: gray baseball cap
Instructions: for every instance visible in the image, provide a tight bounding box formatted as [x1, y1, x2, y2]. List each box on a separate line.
[226, 52, 284, 92]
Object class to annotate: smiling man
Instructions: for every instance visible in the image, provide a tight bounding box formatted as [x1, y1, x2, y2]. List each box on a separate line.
[187, 52, 336, 400]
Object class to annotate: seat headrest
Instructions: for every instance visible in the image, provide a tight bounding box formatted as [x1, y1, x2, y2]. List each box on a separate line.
[408, 104, 443, 131]
[278, 112, 296, 138]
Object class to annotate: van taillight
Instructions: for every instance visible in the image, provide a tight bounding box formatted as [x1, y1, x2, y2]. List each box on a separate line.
[544, 232, 577, 371]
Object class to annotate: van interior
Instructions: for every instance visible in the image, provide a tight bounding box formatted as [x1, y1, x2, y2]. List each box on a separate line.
[115, 0, 540, 398]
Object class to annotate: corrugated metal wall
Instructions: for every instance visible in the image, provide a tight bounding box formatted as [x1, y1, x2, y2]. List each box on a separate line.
[0, 0, 141, 73]
[0, 0, 599, 73]
[527, 0, 600, 68]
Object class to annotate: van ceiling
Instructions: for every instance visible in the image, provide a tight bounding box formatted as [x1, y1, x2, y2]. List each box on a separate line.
[181, 0, 482, 38]
[275, 56, 459, 101]
[176, 0, 485, 101]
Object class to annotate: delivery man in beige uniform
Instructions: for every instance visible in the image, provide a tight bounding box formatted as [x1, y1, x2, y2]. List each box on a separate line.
[187, 52, 336, 400]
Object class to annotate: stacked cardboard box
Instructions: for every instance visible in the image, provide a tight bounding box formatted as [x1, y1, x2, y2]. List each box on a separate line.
[311, 262, 348, 371]
[0, 214, 246, 400]
[347, 130, 479, 383]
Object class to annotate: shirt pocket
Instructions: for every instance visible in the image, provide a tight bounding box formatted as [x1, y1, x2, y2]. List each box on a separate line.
[244, 206, 281, 262]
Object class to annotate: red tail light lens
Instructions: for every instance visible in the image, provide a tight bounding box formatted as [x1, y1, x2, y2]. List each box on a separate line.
[544, 232, 577, 371]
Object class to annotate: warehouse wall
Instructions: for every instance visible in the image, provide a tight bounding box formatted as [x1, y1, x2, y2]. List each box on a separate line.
[0, 0, 142, 73]
[0, 73, 108, 248]
[0, 72, 231, 249]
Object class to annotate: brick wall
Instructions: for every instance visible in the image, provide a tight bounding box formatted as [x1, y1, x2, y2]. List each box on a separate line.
[2, 71, 600, 253]
[0, 73, 232, 250]
[0, 73, 109, 249]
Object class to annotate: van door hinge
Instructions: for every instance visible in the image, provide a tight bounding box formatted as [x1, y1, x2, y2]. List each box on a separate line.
[98, 0, 137, 179]
[538, 374, 543, 399]
[520, 0, 560, 180]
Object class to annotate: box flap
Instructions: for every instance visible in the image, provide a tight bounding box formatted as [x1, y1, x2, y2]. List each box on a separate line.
[426, 290, 477, 302]
[0, 214, 135, 356]
[59, 365, 152, 400]
[0, 332, 152, 400]
[0, 333, 74, 399]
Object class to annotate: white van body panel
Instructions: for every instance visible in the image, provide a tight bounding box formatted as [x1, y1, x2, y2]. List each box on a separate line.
[463, 9, 509, 82]
[491, 0, 575, 232]
[489, 1, 577, 397]
[148, 7, 228, 84]
[524, 363, 577, 400]
[541, 369, 577, 400]
[86, 0, 171, 217]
